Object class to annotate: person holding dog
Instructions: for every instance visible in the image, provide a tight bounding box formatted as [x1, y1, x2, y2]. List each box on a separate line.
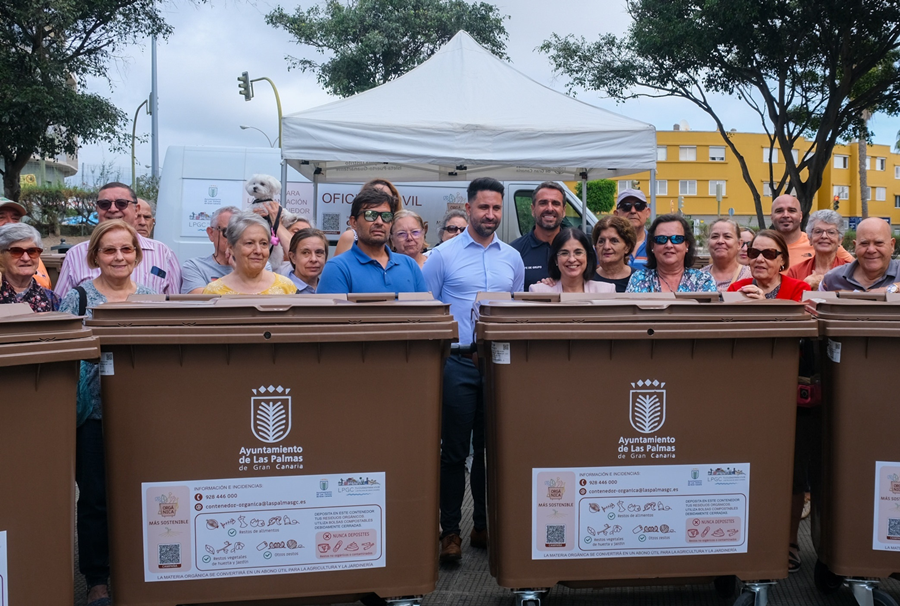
[318, 189, 427, 294]
[201, 212, 297, 295]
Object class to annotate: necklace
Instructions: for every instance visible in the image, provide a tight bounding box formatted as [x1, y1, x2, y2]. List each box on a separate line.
[657, 270, 683, 292]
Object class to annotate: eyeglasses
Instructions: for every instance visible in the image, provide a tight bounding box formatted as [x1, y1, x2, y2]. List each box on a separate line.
[360, 210, 394, 223]
[740, 241, 751, 248]
[2, 246, 43, 258]
[442, 225, 465, 234]
[557, 249, 587, 259]
[96, 198, 136, 211]
[617, 201, 648, 212]
[652, 235, 686, 245]
[99, 245, 136, 256]
[394, 229, 423, 240]
[811, 228, 840, 238]
[748, 247, 782, 260]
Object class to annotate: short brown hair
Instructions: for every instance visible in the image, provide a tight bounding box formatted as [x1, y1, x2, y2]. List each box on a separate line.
[87, 219, 142, 269]
[751, 229, 790, 272]
[360, 179, 402, 213]
[592, 215, 637, 256]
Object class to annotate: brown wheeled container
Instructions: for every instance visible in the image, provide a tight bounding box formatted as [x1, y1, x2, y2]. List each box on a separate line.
[476, 293, 818, 606]
[87, 295, 456, 606]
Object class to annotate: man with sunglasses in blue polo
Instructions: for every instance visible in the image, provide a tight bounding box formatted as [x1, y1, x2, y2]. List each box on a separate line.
[317, 188, 427, 294]
[614, 188, 651, 270]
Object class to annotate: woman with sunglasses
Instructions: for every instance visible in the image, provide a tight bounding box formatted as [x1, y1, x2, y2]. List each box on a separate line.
[334, 179, 403, 256]
[58, 220, 155, 606]
[626, 214, 716, 293]
[728, 230, 811, 300]
[0, 223, 60, 311]
[785, 210, 848, 290]
[390, 210, 428, 268]
[701, 218, 752, 291]
[738, 228, 755, 266]
[529, 228, 615, 294]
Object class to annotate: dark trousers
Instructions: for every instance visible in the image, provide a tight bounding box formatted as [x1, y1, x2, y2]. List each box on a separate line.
[440, 355, 486, 537]
[76, 419, 110, 588]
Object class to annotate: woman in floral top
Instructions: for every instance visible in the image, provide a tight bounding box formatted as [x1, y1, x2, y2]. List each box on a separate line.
[0, 223, 60, 311]
[626, 214, 717, 293]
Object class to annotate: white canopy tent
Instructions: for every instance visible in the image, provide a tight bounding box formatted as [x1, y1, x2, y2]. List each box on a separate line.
[281, 31, 657, 184]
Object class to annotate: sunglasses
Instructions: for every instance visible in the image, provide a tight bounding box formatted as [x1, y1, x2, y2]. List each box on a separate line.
[360, 210, 394, 223]
[748, 247, 783, 260]
[652, 235, 686, 245]
[2, 246, 43, 258]
[96, 198, 136, 211]
[442, 225, 465, 234]
[99, 245, 136, 256]
[617, 201, 648, 212]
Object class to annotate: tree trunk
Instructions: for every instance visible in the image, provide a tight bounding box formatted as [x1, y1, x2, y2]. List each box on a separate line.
[859, 137, 869, 220]
[2, 152, 30, 202]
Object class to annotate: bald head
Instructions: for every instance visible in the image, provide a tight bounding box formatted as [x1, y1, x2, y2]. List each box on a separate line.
[854, 217, 895, 278]
[135, 198, 155, 238]
[770, 195, 802, 242]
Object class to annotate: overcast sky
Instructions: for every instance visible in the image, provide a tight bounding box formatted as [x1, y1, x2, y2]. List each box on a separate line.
[76, 0, 900, 182]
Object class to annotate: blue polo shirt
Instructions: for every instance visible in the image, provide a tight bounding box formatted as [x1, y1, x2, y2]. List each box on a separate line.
[509, 229, 552, 290]
[317, 242, 428, 294]
[629, 238, 648, 270]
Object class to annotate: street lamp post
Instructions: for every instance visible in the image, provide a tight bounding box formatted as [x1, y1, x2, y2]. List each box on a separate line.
[132, 97, 151, 190]
[240, 125, 275, 148]
[237, 72, 286, 204]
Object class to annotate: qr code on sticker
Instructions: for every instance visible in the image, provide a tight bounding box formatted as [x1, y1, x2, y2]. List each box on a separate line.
[545, 524, 566, 546]
[158, 543, 181, 567]
[322, 213, 342, 234]
[888, 518, 900, 539]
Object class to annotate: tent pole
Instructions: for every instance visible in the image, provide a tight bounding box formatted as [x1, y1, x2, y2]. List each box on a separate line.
[280, 159, 288, 209]
[312, 170, 319, 231]
[650, 168, 657, 222]
[580, 170, 588, 233]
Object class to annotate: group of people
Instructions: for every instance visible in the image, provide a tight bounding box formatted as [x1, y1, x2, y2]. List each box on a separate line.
[1, 177, 897, 599]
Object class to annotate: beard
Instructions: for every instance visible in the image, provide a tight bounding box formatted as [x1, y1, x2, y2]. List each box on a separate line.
[358, 229, 389, 247]
[471, 218, 499, 239]
[536, 213, 563, 230]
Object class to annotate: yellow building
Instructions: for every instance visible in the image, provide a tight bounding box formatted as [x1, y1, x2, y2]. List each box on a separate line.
[609, 130, 900, 228]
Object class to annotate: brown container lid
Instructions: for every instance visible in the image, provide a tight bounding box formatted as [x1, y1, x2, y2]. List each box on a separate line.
[803, 292, 900, 336]
[86, 295, 459, 344]
[0, 303, 100, 366]
[477, 292, 817, 340]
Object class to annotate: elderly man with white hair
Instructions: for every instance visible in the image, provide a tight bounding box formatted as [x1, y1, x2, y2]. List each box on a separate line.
[786, 209, 849, 290]
[821, 217, 899, 291]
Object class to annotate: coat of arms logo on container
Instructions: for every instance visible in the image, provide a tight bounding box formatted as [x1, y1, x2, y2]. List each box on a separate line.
[629, 380, 666, 434]
[251, 385, 292, 443]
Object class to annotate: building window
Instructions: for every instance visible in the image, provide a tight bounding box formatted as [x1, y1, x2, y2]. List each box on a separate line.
[834, 155, 849, 169]
[679, 180, 697, 196]
[764, 148, 779, 164]
[791, 149, 799, 164]
[655, 180, 668, 196]
[762, 182, 773, 197]
[865, 157, 871, 170]
[709, 146, 725, 162]
[895, 195, 900, 209]
[834, 185, 849, 200]
[877, 157, 886, 171]
[657, 146, 667, 162]
[895, 166, 900, 179]
[679, 146, 697, 161]
[618, 180, 634, 194]
[876, 187, 887, 201]
[708, 180, 727, 197]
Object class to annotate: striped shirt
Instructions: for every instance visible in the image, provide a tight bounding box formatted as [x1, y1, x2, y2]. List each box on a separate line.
[55, 234, 182, 297]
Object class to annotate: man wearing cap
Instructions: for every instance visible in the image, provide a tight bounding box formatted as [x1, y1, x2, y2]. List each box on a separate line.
[770, 194, 853, 268]
[821, 217, 899, 292]
[509, 181, 567, 289]
[0, 197, 52, 288]
[55, 182, 182, 297]
[614, 189, 651, 269]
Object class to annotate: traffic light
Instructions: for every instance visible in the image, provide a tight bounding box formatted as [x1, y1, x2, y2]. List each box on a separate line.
[833, 195, 840, 211]
[237, 72, 253, 101]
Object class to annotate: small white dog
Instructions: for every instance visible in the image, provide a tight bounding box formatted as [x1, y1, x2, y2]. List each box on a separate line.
[245, 174, 281, 202]
[243, 174, 285, 267]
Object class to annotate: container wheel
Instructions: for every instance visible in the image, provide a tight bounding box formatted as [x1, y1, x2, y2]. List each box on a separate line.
[733, 591, 757, 606]
[714, 575, 739, 599]
[813, 559, 843, 594]
[874, 588, 900, 606]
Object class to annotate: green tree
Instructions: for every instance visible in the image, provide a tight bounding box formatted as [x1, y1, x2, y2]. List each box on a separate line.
[540, 0, 900, 228]
[574, 179, 616, 215]
[0, 0, 171, 201]
[266, 0, 508, 98]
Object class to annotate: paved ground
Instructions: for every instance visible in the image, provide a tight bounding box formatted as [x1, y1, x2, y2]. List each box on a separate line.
[74, 485, 900, 606]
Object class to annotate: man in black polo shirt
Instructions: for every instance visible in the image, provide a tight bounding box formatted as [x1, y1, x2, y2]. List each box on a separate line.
[510, 181, 567, 289]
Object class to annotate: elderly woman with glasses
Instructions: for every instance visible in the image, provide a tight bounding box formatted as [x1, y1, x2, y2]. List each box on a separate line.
[390, 210, 428, 268]
[728, 229, 811, 300]
[626, 214, 717, 293]
[786, 210, 849, 290]
[0, 223, 60, 311]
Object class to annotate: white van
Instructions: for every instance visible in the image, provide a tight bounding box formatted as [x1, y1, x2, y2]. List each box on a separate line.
[155, 146, 598, 262]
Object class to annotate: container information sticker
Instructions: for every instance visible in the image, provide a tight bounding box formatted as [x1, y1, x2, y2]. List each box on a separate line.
[0, 530, 7, 606]
[491, 342, 511, 364]
[98, 352, 114, 376]
[827, 339, 842, 363]
[873, 462, 900, 551]
[533, 463, 750, 559]
[142, 472, 385, 582]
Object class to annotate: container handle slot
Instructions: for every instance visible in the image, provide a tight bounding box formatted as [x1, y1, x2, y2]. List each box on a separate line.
[129, 345, 136, 369]
[34, 362, 41, 390]
[224, 344, 231, 365]
[317, 343, 323, 363]
[253, 305, 293, 312]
